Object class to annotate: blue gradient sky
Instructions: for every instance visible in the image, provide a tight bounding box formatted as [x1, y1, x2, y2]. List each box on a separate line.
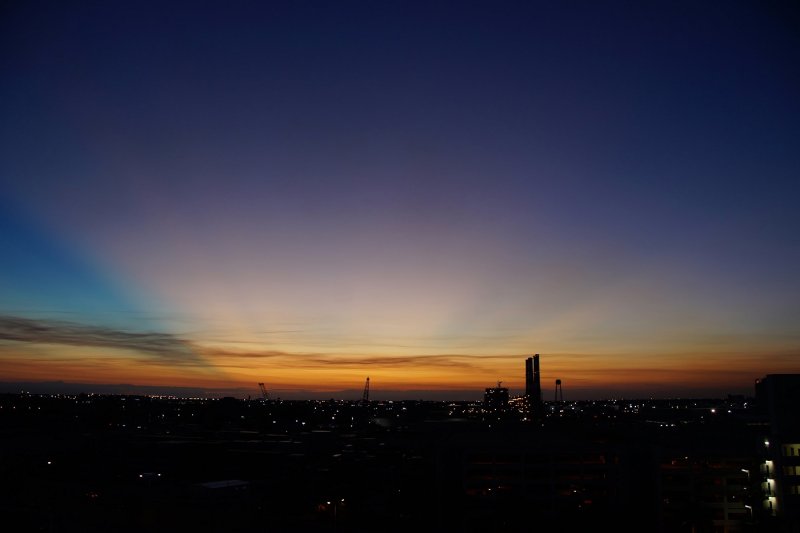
[1, 1, 798, 399]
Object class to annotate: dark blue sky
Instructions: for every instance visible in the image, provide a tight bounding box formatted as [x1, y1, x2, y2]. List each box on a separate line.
[1, 1, 799, 398]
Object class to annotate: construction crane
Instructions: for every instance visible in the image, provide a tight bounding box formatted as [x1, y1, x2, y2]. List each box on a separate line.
[258, 382, 269, 401]
[362, 377, 370, 404]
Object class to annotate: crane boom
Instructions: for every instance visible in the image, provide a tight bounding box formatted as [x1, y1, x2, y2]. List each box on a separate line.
[362, 377, 370, 404]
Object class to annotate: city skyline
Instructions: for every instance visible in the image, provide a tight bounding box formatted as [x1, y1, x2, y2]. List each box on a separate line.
[1, 1, 799, 400]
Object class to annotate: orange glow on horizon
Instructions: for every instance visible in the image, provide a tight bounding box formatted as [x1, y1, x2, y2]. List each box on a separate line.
[2, 336, 795, 399]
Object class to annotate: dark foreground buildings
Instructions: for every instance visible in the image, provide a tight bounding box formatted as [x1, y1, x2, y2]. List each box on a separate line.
[1, 375, 798, 532]
[755, 374, 800, 529]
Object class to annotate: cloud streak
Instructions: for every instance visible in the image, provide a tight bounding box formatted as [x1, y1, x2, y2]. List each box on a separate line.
[0, 314, 521, 372]
[0, 315, 199, 364]
[201, 347, 523, 369]
[305, 355, 478, 368]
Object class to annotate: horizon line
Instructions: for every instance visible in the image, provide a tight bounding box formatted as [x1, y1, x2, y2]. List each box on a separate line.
[0, 379, 760, 402]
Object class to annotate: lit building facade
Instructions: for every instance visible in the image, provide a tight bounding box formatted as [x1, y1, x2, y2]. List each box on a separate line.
[484, 385, 509, 411]
[755, 374, 800, 531]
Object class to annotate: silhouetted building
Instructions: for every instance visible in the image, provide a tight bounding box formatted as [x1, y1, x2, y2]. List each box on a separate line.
[3, 385, 792, 531]
[652, 420, 761, 533]
[525, 357, 534, 397]
[756, 374, 800, 436]
[525, 354, 543, 417]
[484, 384, 509, 411]
[755, 374, 800, 531]
[445, 425, 651, 532]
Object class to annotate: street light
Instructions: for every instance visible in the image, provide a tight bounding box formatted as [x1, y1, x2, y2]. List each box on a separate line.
[324, 498, 345, 531]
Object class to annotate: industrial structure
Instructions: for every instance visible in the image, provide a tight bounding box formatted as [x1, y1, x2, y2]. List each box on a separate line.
[258, 382, 269, 401]
[554, 379, 563, 402]
[484, 381, 509, 411]
[362, 376, 370, 404]
[525, 354, 543, 416]
[4, 376, 797, 531]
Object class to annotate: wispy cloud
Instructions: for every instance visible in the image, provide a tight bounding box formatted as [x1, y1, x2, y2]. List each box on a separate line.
[0, 315, 199, 364]
[305, 355, 478, 368]
[0, 315, 522, 372]
[204, 348, 300, 359]
[200, 348, 518, 369]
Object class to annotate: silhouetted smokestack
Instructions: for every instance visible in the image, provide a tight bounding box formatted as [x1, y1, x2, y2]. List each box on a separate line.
[525, 357, 534, 397]
[525, 354, 543, 419]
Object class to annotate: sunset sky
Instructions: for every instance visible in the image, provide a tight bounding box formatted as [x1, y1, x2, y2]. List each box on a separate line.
[1, 1, 798, 400]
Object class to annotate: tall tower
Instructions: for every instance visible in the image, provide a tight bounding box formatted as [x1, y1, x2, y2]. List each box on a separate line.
[525, 357, 534, 397]
[533, 354, 541, 405]
[555, 379, 563, 402]
[526, 354, 543, 417]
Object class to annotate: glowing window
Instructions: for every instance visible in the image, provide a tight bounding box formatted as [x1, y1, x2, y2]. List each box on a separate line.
[782, 444, 800, 456]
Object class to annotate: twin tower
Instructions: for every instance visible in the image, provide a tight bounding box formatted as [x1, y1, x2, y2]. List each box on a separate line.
[525, 354, 543, 415]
